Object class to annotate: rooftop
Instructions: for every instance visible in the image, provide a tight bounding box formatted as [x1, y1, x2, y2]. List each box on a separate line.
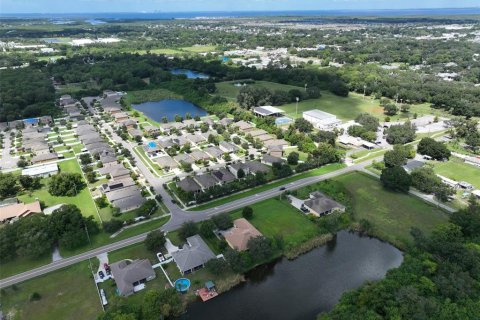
[224, 218, 263, 251]
[171, 235, 216, 274]
[303, 109, 337, 120]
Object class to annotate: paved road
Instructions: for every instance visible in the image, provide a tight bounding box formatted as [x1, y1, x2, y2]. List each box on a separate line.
[0, 125, 456, 288]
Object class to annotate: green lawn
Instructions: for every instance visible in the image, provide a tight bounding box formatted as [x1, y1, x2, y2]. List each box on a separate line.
[230, 198, 320, 249]
[125, 88, 182, 107]
[279, 91, 442, 122]
[133, 146, 164, 176]
[18, 159, 99, 221]
[216, 80, 303, 100]
[333, 172, 448, 247]
[431, 157, 480, 188]
[190, 163, 346, 211]
[0, 261, 101, 320]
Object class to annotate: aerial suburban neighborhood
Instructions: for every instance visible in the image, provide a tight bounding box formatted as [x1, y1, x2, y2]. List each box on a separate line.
[0, 2, 480, 320]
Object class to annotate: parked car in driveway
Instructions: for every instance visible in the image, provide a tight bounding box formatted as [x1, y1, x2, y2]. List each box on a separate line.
[98, 271, 105, 279]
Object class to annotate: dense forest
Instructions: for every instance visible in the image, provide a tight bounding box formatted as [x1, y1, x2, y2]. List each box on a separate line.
[0, 68, 57, 122]
[320, 197, 480, 320]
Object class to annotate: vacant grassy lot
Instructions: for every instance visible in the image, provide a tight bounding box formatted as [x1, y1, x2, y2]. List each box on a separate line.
[333, 172, 448, 247]
[18, 159, 99, 221]
[216, 80, 303, 101]
[190, 163, 346, 210]
[230, 198, 320, 249]
[1, 261, 101, 320]
[279, 91, 441, 121]
[431, 157, 480, 188]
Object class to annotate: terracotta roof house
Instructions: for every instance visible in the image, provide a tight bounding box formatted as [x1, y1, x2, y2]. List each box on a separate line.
[303, 192, 346, 217]
[110, 259, 156, 297]
[171, 235, 216, 275]
[0, 201, 42, 223]
[224, 218, 263, 251]
[177, 177, 202, 193]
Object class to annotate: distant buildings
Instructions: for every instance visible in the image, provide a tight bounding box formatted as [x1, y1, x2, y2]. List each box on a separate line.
[303, 109, 342, 130]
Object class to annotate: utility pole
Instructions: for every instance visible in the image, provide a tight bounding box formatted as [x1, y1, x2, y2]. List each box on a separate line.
[296, 97, 299, 116]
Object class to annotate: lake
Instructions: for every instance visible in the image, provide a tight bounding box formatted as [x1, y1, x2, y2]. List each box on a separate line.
[171, 69, 210, 79]
[185, 231, 403, 320]
[132, 99, 207, 122]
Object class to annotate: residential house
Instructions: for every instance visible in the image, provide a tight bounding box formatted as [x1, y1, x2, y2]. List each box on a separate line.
[174, 153, 195, 165]
[155, 156, 178, 170]
[203, 146, 224, 159]
[193, 174, 218, 190]
[99, 154, 118, 167]
[177, 177, 202, 193]
[31, 153, 58, 164]
[224, 218, 263, 251]
[110, 259, 156, 297]
[185, 133, 206, 145]
[59, 94, 75, 106]
[171, 235, 216, 275]
[403, 160, 425, 173]
[101, 177, 135, 193]
[105, 186, 145, 212]
[232, 120, 254, 132]
[303, 109, 342, 130]
[219, 118, 233, 126]
[219, 141, 239, 153]
[212, 168, 236, 184]
[0, 201, 42, 223]
[303, 191, 346, 217]
[99, 164, 130, 180]
[261, 154, 285, 166]
[113, 112, 130, 123]
[22, 163, 58, 178]
[190, 150, 211, 162]
[143, 125, 160, 136]
[263, 139, 289, 148]
[121, 119, 137, 130]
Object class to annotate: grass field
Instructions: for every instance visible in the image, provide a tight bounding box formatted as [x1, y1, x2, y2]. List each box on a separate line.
[230, 198, 321, 249]
[0, 261, 101, 320]
[431, 157, 480, 188]
[216, 80, 303, 100]
[18, 159, 99, 221]
[190, 163, 346, 211]
[333, 172, 448, 247]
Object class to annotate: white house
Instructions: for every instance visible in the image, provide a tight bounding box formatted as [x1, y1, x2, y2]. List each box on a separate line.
[22, 163, 58, 178]
[303, 109, 342, 130]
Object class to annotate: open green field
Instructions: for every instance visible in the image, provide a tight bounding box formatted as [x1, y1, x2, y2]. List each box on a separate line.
[333, 172, 448, 247]
[279, 91, 442, 121]
[431, 157, 480, 188]
[125, 88, 182, 107]
[18, 159, 99, 221]
[230, 198, 320, 249]
[216, 80, 303, 100]
[0, 261, 101, 320]
[190, 163, 346, 211]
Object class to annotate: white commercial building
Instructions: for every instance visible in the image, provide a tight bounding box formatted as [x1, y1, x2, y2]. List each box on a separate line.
[303, 109, 342, 130]
[22, 163, 58, 178]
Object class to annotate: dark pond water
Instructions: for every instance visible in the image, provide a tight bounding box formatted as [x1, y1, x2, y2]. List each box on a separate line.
[132, 99, 207, 122]
[171, 69, 210, 79]
[186, 231, 403, 320]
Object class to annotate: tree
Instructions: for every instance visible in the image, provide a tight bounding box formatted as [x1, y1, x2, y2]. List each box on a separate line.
[205, 258, 230, 275]
[17, 159, 29, 168]
[237, 168, 245, 179]
[199, 220, 216, 239]
[384, 103, 398, 116]
[386, 122, 416, 145]
[417, 138, 451, 160]
[411, 167, 442, 194]
[247, 236, 272, 262]
[355, 113, 379, 132]
[380, 167, 411, 193]
[178, 221, 198, 241]
[145, 230, 166, 253]
[48, 173, 85, 196]
[15, 215, 53, 258]
[212, 213, 233, 230]
[242, 206, 254, 219]
[142, 288, 184, 320]
[465, 131, 480, 152]
[0, 173, 19, 199]
[134, 135, 143, 143]
[434, 184, 455, 203]
[384, 148, 407, 168]
[103, 219, 123, 233]
[79, 153, 92, 165]
[18, 175, 41, 190]
[294, 118, 314, 133]
[287, 152, 299, 165]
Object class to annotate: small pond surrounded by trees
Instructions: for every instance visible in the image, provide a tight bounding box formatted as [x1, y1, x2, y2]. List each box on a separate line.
[185, 231, 403, 320]
[170, 69, 210, 79]
[132, 99, 208, 122]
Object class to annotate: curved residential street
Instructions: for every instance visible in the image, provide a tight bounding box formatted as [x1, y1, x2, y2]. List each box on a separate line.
[0, 126, 455, 289]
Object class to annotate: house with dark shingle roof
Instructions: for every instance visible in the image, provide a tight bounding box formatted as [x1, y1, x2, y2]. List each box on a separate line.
[261, 154, 285, 166]
[171, 235, 216, 275]
[212, 168, 236, 184]
[110, 259, 156, 296]
[194, 174, 218, 190]
[177, 177, 202, 193]
[303, 192, 345, 217]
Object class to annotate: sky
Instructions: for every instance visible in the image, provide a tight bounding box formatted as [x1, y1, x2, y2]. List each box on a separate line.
[0, 0, 478, 14]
